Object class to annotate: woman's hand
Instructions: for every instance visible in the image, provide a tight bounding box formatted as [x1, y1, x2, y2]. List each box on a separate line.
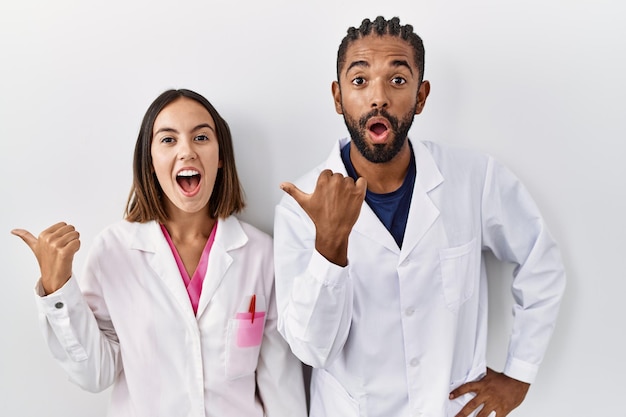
[12, 222, 81, 295]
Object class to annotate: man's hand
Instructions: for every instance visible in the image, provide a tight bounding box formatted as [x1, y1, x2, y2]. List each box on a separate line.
[12, 222, 81, 295]
[450, 367, 530, 417]
[280, 170, 366, 266]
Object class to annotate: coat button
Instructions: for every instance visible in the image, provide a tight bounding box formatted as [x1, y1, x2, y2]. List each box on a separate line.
[54, 302, 64, 309]
[405, 307, 415, 316]
[410, 358, 419, 367]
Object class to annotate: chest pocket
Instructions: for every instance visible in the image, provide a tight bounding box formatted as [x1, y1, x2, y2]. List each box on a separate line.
[438, 238, 477, 313]
[224, 294, 266, 380]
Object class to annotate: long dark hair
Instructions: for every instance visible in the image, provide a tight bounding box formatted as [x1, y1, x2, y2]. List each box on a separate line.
[125, 89, 245, 223]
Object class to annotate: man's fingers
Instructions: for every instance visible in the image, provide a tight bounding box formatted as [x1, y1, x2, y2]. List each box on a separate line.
[11, 229, 38, 251]
[454, 395, 483, 417]
[355, 176, 367, 196]
[280, 182, 310, 207]
[450, 381, 475, 399]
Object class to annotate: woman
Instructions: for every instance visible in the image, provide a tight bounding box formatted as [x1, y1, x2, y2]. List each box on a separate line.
[12, 89, 307, 417]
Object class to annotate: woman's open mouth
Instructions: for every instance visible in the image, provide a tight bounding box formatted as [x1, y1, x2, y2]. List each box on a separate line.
[176, 169, 202, 196]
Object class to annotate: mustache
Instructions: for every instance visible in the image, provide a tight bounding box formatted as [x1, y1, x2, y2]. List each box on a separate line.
[358, 109, 399, 131]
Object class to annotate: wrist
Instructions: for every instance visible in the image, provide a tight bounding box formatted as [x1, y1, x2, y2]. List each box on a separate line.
[315, 235, 349, 267]
[41, 275, 71, 295]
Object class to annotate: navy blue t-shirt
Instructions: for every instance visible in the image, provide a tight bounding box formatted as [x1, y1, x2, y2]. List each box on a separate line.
[340, 142, 416, 248]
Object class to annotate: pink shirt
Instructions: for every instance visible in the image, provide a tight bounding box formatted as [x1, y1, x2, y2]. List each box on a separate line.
[160, 223, 217, 315]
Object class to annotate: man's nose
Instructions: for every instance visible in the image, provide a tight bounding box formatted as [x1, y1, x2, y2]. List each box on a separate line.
[370, 80, 389, 109]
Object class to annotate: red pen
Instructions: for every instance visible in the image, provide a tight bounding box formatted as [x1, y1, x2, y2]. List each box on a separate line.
[248, 294, 256, 323]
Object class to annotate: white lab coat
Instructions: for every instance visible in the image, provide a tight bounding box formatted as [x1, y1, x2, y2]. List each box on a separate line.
[35, 216, 307, 417]
[274, 138, 566, 417]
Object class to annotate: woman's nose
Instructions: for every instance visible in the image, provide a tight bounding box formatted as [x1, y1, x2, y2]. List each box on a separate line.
[178, 141, 197, 160]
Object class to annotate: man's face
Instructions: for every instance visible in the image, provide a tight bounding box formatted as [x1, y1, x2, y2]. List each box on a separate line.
[333, 35, 429, 164]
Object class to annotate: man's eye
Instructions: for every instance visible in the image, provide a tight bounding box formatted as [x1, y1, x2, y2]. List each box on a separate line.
[392, 77, 407, 85]
[195, 135, 209, 142]
[352, 77, 365, 86]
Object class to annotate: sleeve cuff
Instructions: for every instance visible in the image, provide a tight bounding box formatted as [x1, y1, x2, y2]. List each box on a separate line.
[503, 356, 539, 384]
[34, 276, 80, 314]
[307, 250, 348, 287]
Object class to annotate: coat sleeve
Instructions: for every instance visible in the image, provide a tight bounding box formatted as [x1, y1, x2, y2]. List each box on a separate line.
[273, 196, 354, 369]
[481, 156, 566, 383]
[34, 237, 122, 393]
[255, 246, 308, 417]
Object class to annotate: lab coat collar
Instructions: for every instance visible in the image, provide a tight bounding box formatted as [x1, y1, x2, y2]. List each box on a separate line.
[196, 216, 248, 318]
[324, 138, 443, 258]
[126, 217, 248, 320]
[401, 140, 444, 262]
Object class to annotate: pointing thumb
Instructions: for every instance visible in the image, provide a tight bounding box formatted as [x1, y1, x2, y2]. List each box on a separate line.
[280, 182, 310, 207]
[11, 229, 38, 252]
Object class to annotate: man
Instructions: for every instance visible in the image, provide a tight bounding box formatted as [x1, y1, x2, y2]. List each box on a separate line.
[274, 16, 565, 417]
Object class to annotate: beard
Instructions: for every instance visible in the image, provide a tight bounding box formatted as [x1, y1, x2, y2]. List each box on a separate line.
[343, 105, 416, 164]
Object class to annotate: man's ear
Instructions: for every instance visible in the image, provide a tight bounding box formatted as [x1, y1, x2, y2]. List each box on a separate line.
[415, 80, 431, 115]
[332, 81, 343, 115]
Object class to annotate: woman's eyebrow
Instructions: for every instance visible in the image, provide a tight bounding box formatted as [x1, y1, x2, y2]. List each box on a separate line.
[154, 126, 178, 135]
[192, 123, 215, 132]
[153, 123, 215, 136]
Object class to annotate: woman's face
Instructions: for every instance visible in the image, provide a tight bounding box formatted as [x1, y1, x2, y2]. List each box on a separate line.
[150, 97, 222, 217]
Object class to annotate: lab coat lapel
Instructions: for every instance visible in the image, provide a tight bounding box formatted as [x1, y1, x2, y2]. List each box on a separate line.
[399, 141, 444, 263]
[129, 221, 197, 320]
[195, 216, 247, 318]
[324, 138, 442, 255]
[353, 205, 400, 254]
[323, 139, 401, 253]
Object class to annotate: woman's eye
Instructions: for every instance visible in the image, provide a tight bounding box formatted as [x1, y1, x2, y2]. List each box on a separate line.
[352, 77, 365, 86]
[195, 134, 209, 142]
[392, 77, 407, 85]
[160, 136, 175, 144]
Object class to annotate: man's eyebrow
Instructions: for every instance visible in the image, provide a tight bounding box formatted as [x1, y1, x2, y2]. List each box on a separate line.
[345, 60, 369, 75]
[345, 59, 414, 77]
[391, 59, 414, 76]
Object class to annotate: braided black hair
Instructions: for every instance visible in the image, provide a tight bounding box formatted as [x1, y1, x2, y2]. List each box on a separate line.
[336, 16, 425, 83]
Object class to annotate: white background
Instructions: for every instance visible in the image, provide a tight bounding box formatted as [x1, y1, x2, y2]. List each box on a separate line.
[1, 0, 624, 415]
